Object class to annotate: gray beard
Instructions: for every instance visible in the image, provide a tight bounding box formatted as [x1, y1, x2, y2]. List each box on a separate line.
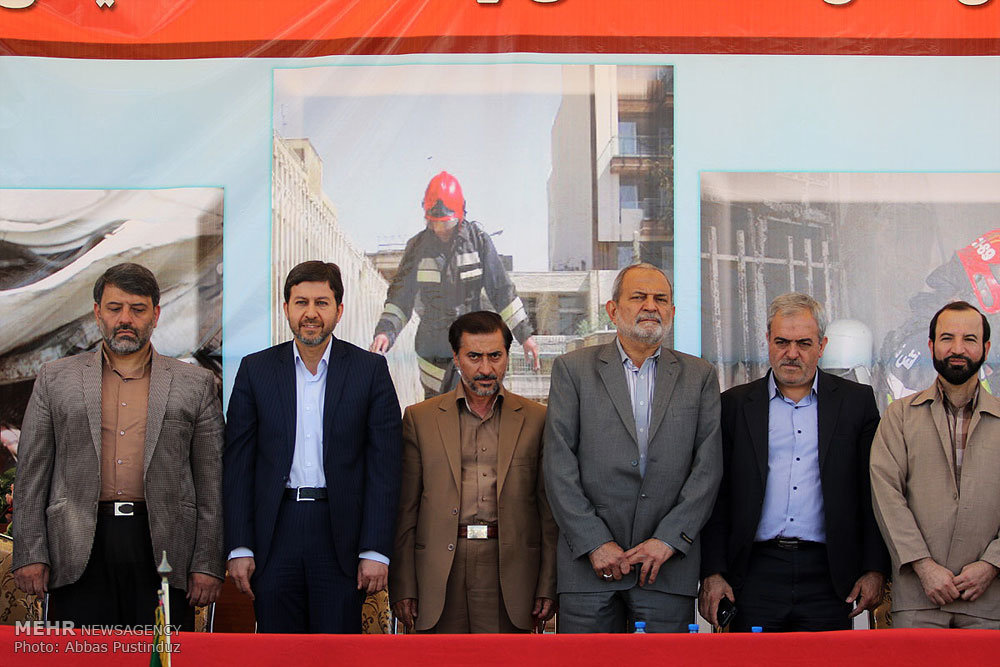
[617, 319, 665, 346]
[295, 330, 331, 347]
[105, 335, 145, 355]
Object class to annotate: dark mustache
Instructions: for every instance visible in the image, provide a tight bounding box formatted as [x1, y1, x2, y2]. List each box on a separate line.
[946, 355, 973, 365]
[114, 325, 138, 336]
[473, 374, 498, 382]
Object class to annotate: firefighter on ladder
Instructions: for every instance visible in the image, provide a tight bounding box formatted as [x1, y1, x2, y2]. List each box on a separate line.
[370, 171, 541, 398]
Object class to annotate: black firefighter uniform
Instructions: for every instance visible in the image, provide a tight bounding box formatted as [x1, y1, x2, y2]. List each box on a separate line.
[374, 221, 533, 397]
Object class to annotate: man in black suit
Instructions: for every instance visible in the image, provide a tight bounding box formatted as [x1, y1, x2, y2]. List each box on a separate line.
[223, 261, 402, 633]
[699, 292, 889, 632]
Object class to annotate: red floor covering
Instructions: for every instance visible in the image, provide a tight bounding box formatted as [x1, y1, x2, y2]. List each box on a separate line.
[4, 625, 999, 666]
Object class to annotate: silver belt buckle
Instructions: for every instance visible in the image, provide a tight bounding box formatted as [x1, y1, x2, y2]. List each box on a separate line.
[295, 487, 315, 502]
[113, 502, 134, 516]
[466, 525, 488, 540]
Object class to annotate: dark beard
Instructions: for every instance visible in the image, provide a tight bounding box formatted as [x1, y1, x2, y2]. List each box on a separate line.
[933, 353, 985, 386]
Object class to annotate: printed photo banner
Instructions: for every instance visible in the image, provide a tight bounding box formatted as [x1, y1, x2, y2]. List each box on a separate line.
[1, 0, 999, 58]
[1, 0, 999, 413]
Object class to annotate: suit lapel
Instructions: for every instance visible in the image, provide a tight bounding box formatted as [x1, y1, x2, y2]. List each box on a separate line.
[322, 337, 348, 458]
[144, 351, 171, 474]
[436, 397, 462, 491]
[816, 370, 840, 474]
[277, 342, 297, 463]
[647, 347, 677, 443]
[83, 347, 104, 460]
[928, 390, 957, 480]
[597, 343, 638, 443]
[496, 392, 524, 498]
[744, 374, 770, 488]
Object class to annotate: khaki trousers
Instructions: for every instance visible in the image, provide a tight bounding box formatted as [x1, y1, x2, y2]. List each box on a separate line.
[893, 608, 1000, 629]
[422, 537, 523, 633]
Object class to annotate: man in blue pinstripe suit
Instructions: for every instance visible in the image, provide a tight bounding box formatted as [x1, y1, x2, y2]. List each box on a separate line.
[223, 261, 402, 633]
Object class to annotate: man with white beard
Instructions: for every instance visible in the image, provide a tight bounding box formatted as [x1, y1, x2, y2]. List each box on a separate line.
[543, 263, 722, 632]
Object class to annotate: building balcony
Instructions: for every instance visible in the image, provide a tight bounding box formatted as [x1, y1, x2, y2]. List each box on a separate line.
[610, 137, 673, 176]
[622, 198, 669, 222]
[618, 134, 671, 158]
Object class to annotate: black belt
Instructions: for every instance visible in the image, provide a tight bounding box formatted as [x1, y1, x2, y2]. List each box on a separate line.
[458, 523, 498, 539]
[284, 487, 328, 501]
[758, 537, 823, 551]
[97, 501, 147, 516]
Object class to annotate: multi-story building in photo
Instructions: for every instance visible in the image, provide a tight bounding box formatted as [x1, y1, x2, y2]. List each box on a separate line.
[271, 134, 423, 408]
[548, 65, 674, 275]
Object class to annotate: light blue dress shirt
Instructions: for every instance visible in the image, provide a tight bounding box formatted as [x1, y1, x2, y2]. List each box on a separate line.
[287, 340, 330, 489]
[616, 339, 659, 478]
[754, 372, 826, 543]
[228, 339, 388, 565]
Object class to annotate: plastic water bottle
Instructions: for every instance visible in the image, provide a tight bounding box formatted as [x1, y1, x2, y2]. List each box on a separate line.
[751, 626, 763, 633]
[688, 623, 699, 633]
[634, 621, 647, 633]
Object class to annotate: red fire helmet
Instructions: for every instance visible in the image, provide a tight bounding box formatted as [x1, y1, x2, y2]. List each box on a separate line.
[422, 171, 465, 222]
[958, 229, 1000, 313]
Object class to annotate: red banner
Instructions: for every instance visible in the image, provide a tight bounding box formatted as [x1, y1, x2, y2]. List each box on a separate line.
[2, 0, 999, 59]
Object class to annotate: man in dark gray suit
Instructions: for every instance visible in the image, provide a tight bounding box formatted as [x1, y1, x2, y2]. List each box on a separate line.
[544, 263, 722, 633]
[12, 263, 224, 629]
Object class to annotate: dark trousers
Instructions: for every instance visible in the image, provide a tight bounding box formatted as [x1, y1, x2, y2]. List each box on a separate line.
[732, 541, 851, 632]
[47, 512, 195, 630]
[252, 498, 363, 633]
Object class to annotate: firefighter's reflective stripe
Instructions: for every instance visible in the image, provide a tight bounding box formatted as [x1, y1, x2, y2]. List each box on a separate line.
[381, 303, 409, 328]
[500, 296, 528, 330]
[417, 258, 441, 283]
[460, 267, 483, 281]
[457, 251, 480, 267]
[417, 270, 441, 283]
[418, 355, 446, 392]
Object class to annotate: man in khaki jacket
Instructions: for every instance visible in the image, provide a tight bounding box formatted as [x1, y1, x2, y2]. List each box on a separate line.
[871, 300, 1000, 628]
[389, 311, 557, 633]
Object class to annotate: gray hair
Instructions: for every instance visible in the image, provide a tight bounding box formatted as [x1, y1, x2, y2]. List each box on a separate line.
[611, 263, 672, 302]
[766, 292, 827, 339]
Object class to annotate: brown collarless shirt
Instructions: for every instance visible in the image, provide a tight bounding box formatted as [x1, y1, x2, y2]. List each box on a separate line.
[456, 382, 504, 526]
[99, 345, 152, 502]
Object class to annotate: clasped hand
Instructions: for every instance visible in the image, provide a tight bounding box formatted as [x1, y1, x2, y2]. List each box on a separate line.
[589, 539, 675, 587]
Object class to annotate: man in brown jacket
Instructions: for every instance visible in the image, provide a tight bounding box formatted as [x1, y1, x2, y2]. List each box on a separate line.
[390, 311, 557, 633]
[12, 263, 224, 629]
[871, 300, 1000, 628]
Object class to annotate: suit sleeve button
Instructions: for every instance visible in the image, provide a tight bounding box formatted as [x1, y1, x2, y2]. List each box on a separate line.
[631, 460, 638, 466]
[448, 544, 455, 551]
[452, 508, 458, 515]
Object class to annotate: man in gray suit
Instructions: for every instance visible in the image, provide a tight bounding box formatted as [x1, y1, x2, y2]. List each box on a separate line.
[13, 263, 224, 629]
[544, 263, 722, 633]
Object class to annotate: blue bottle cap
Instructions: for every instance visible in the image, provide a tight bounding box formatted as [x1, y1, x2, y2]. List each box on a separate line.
[751, 626, 763, 633]
[688, 624, 699, 633]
